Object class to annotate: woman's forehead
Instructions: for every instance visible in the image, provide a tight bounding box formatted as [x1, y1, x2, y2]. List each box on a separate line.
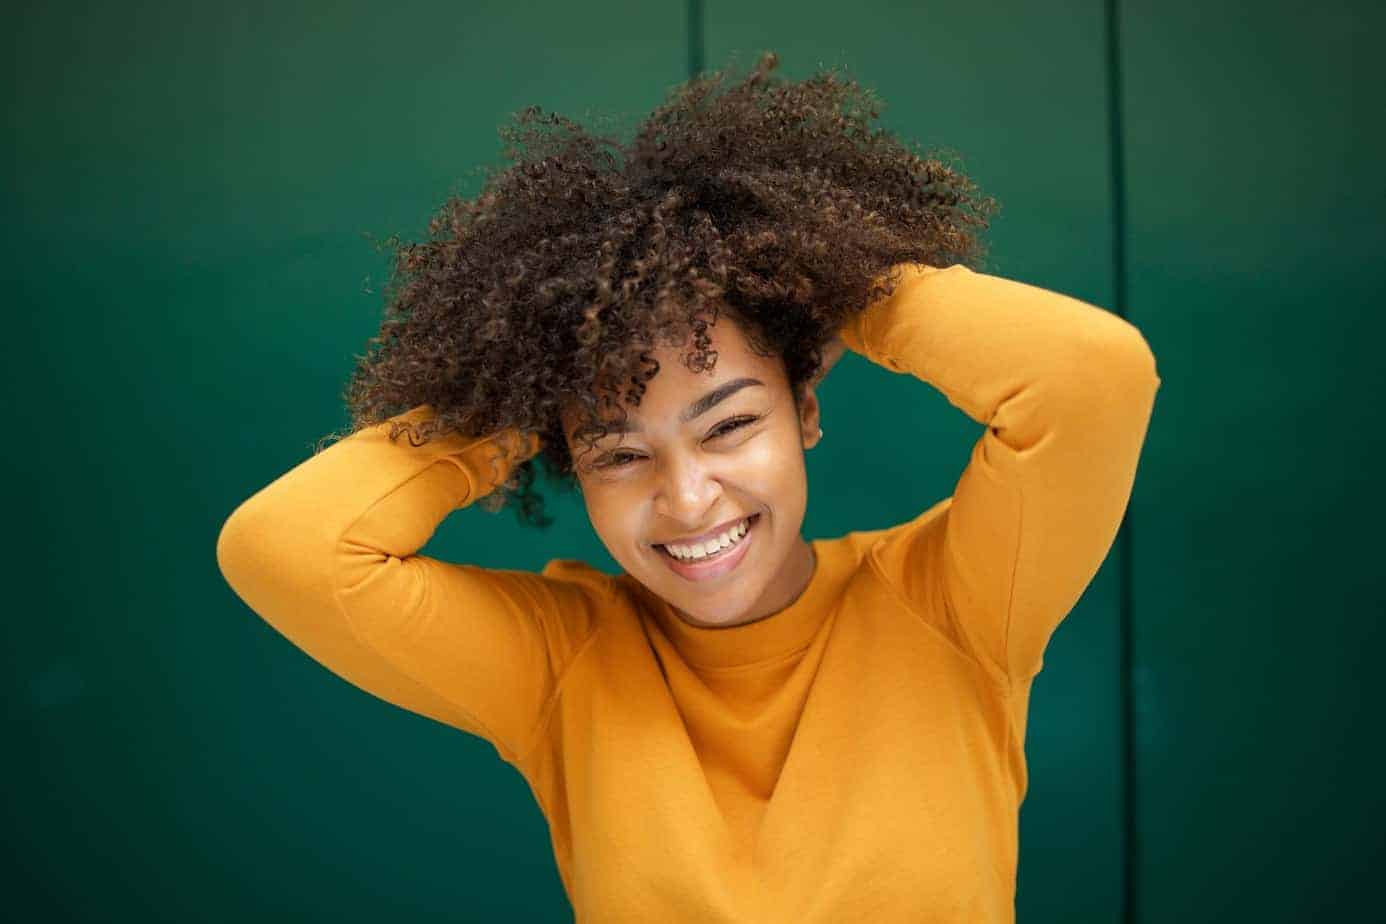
[562, 320, 785, 436]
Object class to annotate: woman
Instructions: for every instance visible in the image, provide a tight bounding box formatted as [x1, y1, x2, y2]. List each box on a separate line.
[216, 52, 1160, 922]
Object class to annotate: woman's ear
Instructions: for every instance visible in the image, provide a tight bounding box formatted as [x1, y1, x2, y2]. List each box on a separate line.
[797, 383, 823, 450]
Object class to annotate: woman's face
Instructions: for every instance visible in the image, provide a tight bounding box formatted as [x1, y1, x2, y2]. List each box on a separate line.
[562, 318, 823, 628]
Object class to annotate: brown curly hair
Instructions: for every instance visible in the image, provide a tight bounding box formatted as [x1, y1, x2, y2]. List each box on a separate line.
[324, 50, 999, 528]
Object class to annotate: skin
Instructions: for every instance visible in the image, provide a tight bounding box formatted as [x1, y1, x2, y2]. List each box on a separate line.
[561, 316, 846, 630]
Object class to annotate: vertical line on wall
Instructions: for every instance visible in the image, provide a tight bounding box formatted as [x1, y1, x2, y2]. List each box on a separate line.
[687, 0, 705, 79]
[1104, 0, 1139, 922]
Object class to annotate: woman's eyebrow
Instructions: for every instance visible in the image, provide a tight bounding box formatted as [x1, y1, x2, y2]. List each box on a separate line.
[595, 377, 765, 435]
[680, 377, 765, 423]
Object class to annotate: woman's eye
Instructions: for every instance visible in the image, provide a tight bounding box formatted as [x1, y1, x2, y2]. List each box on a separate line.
[709, 415, 759, 439]
[593, 416, 758, 469]
[597, 451, 641, 469]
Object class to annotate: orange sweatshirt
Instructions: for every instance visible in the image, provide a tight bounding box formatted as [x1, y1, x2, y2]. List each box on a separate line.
[216, 263, 1160, 922]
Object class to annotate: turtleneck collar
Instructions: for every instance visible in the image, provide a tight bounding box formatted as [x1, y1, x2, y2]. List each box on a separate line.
[632, 535, 856, 670]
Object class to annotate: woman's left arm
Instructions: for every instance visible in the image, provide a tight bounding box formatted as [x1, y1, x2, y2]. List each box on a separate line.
[838, 262, 1162, 685]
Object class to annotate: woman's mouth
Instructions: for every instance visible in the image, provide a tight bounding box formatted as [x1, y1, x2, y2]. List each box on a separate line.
[654, 513, 761, 583]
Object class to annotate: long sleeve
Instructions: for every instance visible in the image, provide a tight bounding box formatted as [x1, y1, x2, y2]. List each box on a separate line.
[840, 263, 1161, 685]
[214, 404, 602, 767]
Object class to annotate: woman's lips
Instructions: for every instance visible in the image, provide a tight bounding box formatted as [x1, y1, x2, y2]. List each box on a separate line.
[656, 513, 760, 583]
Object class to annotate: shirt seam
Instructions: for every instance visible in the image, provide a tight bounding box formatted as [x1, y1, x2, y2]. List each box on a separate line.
[330, 464, 528, 766]
[1001, 476, 1024, 691]
[682, 641, 817, 674]
[860, 541, 1011, 696]
[515, 620, 604, 771]
[861, 540, 1028, 813]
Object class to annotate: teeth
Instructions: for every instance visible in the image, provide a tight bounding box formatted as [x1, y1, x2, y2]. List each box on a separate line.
[664, 517, 751, 561]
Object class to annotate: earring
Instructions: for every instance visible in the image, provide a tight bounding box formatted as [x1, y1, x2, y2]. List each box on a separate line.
[817, 427, 823, 440]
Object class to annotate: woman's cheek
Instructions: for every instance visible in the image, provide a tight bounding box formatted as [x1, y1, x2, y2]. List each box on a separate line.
[582, 482, 642, 559]
[739, 431, 788, 474]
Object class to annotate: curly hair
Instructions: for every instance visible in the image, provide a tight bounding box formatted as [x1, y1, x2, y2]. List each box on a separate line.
[323, 50, 999, 528]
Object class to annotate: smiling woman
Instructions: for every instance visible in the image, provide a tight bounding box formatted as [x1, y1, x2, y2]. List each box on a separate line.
[215, 50, 1160, 924]
[561, 317, 821, 631]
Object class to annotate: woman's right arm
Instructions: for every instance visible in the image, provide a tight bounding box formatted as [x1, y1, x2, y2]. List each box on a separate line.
[214, 404, 601, 768]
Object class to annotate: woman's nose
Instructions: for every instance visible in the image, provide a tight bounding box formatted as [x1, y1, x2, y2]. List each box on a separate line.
[655, 452, 721, 522]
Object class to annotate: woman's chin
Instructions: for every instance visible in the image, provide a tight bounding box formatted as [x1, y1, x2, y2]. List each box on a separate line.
[674, 606, 749, 629]
[666, 579, 768, 627]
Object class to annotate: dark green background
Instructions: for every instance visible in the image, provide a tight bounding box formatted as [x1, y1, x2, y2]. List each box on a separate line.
[7, 1, 1382, 921]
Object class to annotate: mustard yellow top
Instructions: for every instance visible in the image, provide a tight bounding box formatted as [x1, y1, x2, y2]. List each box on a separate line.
[216, 263, 1161, 922]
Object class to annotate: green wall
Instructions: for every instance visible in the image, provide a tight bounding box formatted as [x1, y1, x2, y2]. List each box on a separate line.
[7, 1, 1380, 921]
